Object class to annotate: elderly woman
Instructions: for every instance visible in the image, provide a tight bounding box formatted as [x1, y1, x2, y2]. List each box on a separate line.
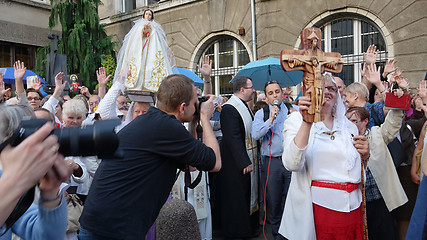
[97, 71, 151, 132]
[346, 106, 407, 239]
[279, 74, 370, 240]
[61, 98, 97, 239]
[0, 104, 72, 240]
[61, 98, 95, 197]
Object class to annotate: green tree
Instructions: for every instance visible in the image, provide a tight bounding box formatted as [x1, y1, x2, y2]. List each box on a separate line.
[45, 0, 116, 90]
[101, 54, 116, 89]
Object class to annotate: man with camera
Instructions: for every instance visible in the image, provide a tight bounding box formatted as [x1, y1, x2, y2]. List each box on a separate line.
[251, 80, 291, 240]
[79, 74, 221, 239]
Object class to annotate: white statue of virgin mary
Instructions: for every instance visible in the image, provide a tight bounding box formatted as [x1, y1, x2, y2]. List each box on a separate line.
[114, 9, 175, 92]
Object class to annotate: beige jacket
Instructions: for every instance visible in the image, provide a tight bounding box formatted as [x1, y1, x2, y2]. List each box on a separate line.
[368, 110, 408, 210]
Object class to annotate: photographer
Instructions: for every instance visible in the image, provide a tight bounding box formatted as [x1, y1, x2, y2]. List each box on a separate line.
[79, 74, 221, 239]
[0, 104, 72, 239]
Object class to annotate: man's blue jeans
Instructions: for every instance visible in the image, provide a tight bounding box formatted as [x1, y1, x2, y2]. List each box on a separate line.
[261, 155, 292, 240]
[78, 227, 118, 240]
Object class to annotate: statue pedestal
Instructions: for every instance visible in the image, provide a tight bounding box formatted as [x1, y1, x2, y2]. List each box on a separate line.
[126, 90, 155, 104]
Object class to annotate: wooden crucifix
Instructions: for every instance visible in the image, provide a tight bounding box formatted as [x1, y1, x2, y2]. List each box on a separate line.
[281, 27, 344, 122]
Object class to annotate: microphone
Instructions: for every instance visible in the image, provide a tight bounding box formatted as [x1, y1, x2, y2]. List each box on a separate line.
[273, 100, 280, 118]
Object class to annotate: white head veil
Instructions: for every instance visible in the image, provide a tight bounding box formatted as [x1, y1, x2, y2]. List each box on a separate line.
[324, 72, 360, 170]
[113, 18, 176, 85]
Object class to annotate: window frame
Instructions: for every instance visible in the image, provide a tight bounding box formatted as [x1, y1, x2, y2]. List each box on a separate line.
[320, 17, 388, 85]
[196, 36, 250, 96]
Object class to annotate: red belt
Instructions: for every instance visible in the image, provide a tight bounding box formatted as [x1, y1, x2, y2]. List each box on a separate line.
[311, 181, 360, 193]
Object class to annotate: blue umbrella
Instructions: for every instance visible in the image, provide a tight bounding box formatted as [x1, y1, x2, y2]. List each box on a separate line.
[230, 57, 303, 90]
[172, 68, 204, 87]
[1, 67, 46, 85]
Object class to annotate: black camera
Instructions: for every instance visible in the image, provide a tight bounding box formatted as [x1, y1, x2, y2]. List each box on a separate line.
[195, 96, 208, 117]
[0, 119, 121, 158]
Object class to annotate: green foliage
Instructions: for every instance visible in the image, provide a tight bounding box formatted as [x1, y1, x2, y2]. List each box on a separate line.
[34, 44, 50, 78]
[101, 54, 116, 89]
[45, 0, 117, 91]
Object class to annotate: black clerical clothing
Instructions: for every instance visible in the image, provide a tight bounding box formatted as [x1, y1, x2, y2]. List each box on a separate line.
[218, 99, 258, 238]
[79, 107, 216, 240]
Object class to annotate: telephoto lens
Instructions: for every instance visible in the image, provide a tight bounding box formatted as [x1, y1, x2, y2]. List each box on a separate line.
[1, 119, 121, 159]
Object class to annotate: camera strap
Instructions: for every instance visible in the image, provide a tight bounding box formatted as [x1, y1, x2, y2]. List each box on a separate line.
[1, 187, 35, 237]
[183, 166, 203, 201]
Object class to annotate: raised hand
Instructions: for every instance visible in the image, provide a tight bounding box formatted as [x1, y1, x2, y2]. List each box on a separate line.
[197, 55, 212, 78]
[52, 72, 66, 100]
[417, 80, 427, 101]
[415, 97, 424, 108]
[13, 60, 26, 81]
[0, 74, 11, 99]
[96, 67, 111, 86]
[55, 72, 66, 91]
[13, 60, 26, 94]
[360, 63, 367, 79]
[395, 76, 410, 91]
[383, 59, 397, 77]
[80, 86, 91, 98]
[363, 44, 379, 65]
[33, 77, 42, 91]
[395, 67, 402, 77]
[381, 81, 389, 91]
[393, 88, 404, 98]
[365, 63, 381, 86]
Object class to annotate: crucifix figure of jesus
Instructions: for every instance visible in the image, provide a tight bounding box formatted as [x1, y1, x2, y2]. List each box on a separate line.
[281, 27, 344, 122]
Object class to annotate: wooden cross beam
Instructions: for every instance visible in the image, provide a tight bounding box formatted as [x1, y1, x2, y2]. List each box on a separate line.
[280, 27, 344, 122]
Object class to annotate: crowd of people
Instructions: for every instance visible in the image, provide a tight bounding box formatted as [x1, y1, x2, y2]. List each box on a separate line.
[1, 7, 427, 240]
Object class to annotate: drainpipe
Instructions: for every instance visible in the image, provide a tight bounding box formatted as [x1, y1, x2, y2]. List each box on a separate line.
[250, 0, 257, 61]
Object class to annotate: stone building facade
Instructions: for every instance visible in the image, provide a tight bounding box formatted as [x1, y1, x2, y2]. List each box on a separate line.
[100, 0, 427, 95]
[0, 0, 60, 70]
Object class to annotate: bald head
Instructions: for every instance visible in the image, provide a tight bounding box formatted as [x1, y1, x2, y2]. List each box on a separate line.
[333, 76, 345, 95]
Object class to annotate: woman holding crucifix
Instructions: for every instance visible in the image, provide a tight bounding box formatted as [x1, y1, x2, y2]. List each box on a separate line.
[278, 74, 370, 240]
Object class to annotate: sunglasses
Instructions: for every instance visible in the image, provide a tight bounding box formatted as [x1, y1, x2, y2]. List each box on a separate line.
[264, 80, 279, 88]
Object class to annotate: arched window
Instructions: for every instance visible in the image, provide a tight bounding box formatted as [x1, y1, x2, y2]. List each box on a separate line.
[195, 36, 250, 95]
[318, 18, 387, 85]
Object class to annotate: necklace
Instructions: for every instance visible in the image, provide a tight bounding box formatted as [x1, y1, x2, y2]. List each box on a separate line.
[322, 131, 337, 140]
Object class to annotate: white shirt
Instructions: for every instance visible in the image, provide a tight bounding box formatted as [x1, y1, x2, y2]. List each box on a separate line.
[307, 121, 362, 212]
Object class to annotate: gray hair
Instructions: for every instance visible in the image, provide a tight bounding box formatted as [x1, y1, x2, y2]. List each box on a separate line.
[345, 82, 369, 102]
[0, 104, 35, 142]
[62, 98, 88, 119]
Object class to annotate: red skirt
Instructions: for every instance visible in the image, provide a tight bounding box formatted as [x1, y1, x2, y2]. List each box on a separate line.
[313, 203, 363, 240]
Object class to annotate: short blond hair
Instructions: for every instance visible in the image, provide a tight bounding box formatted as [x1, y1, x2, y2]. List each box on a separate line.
[345, 82, 369, 102]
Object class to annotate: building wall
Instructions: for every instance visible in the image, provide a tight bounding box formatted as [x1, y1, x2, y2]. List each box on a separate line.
[0, 0, 60, 47]
[255, 0, 427, 87]
[101, 0, 427, 85]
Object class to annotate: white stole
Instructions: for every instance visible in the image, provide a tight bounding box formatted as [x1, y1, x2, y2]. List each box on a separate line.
[171, 171, 209, 220]
[224, 95, 259, 214]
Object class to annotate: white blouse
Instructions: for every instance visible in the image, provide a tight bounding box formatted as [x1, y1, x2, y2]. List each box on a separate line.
[307, 121, 362, 212]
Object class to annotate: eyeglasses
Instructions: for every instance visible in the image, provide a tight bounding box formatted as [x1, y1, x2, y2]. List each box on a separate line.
[243, 85, 254, 90]
[264, 80, 279, 88]
[27, 97, 41, 101]
[324, 86, 337, 92]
